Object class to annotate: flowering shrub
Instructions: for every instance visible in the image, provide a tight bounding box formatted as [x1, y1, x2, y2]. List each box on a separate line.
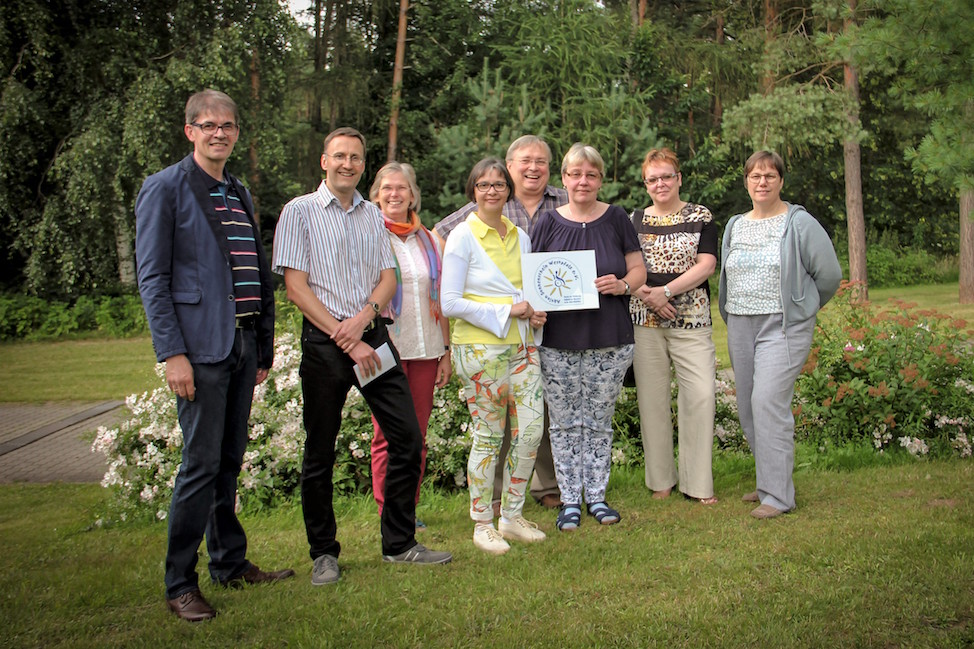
[609, 366, 746, 469]
[795, 281, 974, 458]
[93, 325, 745, 519]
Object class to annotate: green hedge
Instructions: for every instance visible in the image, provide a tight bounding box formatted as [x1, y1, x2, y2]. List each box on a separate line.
[0, 294, 147, 341]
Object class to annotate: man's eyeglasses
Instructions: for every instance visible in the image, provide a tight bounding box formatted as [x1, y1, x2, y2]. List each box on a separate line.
[474, 181, 509, 192]
[747, 173, 780, 184]
[643, 173, 679, 186]
[191, 122, 238, 135]
[515, 158, 549, 167]
[325, 153, 365, 166]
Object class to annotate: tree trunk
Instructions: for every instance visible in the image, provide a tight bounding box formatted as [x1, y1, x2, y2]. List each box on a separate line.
[761, 0, 777, 94]
[311, 0, 322, 131]
[843, 0, 866, 300]
[960, 189, 974, 303]
[115, 205, 136, 288]
[387, 0, 409, 162]
[714, 13, 724, 128]
[249, 48, 262, 225]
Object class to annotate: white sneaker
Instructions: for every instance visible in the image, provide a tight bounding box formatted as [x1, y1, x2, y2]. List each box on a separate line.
[499, 516, 547, 543]
[472, 524, 510, 555]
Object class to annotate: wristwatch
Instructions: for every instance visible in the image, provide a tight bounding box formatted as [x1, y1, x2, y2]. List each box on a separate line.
[367, 301, 380, 315]
[622, 279, 631, 295]
[663, 285, 672, 298]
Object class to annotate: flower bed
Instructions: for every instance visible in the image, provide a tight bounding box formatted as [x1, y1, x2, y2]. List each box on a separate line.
[795, 281, 974, 458]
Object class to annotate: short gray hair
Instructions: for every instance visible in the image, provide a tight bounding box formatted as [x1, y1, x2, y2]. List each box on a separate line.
[506, 135, 553, 163]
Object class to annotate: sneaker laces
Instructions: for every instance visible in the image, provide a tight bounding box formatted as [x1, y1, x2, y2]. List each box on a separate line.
[477, 525, 504, 542]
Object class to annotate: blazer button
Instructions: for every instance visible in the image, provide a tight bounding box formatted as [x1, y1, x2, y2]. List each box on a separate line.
[228, 294, 235, 301]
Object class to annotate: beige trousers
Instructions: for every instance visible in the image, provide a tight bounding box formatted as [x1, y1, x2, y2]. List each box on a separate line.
[632, 325, 716, 499]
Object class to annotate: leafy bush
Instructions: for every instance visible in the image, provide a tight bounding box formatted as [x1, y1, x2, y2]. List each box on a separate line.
[0, 293, 146, 340]
[795, 281, 974, 458]
[836, 244, 955, 288]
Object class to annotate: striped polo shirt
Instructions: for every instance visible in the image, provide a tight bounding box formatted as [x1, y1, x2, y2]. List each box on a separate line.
[272, 181, 395, 320]
[211, 177, 261, 318]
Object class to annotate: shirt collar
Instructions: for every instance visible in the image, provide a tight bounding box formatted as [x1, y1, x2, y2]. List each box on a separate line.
[468, 213, 516, 240]
[317, 180, 364, 210]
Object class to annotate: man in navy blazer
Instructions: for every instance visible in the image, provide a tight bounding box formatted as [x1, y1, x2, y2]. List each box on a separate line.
[136, 89, 293, 622]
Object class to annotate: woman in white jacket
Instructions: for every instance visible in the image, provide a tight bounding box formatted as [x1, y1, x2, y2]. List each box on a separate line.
[441, 157, 547, 555]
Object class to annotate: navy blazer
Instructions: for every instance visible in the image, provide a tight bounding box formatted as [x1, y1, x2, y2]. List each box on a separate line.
[135, 154, 274, 368]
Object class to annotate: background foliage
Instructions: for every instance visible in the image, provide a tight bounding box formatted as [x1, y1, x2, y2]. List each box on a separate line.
[1, 0, 970, 298]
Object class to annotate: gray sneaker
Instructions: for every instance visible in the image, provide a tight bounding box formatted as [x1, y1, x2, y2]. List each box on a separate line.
[382, 543, 452, 564]
[311, 554, 340, 585]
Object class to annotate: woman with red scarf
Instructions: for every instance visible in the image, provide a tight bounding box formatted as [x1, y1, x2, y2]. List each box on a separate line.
[368, 163, 451, 529]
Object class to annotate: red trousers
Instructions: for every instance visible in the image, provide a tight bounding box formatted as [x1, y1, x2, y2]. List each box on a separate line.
[371, 358, 436, 512]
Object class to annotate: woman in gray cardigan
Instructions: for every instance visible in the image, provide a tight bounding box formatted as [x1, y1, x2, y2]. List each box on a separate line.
[718, 151, 842, 519]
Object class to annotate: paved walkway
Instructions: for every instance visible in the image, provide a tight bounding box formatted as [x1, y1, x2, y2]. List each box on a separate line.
[0, 401, 124, 483]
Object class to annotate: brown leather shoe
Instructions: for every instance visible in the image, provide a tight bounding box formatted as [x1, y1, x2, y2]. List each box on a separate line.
[742, 491, 759, 503]
[750, 504, 785, 519]
[538, 494, 563, 509]
[167, 589, 216, 622]
[220, 563, 296, 588]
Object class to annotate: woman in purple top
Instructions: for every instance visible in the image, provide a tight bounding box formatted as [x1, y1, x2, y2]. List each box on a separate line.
[530, 143, 646, 531]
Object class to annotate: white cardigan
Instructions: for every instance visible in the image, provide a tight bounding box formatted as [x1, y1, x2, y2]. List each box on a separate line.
[441, 219, 541, 345]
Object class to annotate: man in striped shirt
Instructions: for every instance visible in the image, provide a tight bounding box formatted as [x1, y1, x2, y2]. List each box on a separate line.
[136, 90, 293, 623]
[273, 127, 452, 586]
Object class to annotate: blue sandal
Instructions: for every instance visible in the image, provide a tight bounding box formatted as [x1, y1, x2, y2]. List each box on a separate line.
[557, 504, 582, 531]
[587, 501, 620, 525]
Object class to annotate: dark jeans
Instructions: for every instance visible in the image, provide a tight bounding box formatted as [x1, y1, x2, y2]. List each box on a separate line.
[299, 318, 421, 559]
[164, 328, 256, 599]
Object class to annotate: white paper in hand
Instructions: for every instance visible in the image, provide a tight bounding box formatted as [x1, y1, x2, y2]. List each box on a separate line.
[353, 342, 396, 387]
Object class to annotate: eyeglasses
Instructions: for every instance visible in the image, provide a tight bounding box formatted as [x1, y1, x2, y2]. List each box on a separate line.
[564, 171, 602, 181]
[514, 157, 549, 167]
[325, 152, 365, 165]
[191, 122, 238, 135]
[747, 173, 780, 184]
[643, 173, 679, 186]
[475, 181, 509, 192]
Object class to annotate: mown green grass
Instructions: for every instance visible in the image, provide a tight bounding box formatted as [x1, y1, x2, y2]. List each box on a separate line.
[0, 282, 968, 403]
[2, 460, 972, 648]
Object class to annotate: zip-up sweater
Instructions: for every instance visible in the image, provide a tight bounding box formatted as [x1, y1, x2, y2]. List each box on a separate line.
[718, 202, 842, 328]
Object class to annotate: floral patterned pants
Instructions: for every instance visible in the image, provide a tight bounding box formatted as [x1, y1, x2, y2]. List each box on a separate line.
[539, 345, 633, 505]
[453, 343, 544, 523]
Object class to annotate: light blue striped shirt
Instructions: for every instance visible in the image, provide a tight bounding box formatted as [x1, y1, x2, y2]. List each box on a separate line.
[272, 181, 395, 320]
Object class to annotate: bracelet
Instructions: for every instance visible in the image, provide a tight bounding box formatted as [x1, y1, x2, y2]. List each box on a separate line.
[622, 279, 631, 295]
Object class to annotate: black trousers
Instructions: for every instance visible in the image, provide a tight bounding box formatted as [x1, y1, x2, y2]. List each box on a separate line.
[299, 318, 422, 558]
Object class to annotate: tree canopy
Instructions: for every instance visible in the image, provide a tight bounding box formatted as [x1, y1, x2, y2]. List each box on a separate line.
[1, 0, 970, 299]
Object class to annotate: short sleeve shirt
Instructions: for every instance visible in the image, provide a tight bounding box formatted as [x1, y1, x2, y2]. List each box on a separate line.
[530, 204, 640, 350]
[723, 213, 786, 315]
[272, 181, 395, 320]
[630, 203, 717, 329]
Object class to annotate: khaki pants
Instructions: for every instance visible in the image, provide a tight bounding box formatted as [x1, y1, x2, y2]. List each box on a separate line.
[632, 325, 716, 499]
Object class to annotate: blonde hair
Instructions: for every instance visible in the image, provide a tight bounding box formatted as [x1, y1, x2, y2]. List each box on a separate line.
[369, 162, 421, 213]
[561, 143, 604, 176]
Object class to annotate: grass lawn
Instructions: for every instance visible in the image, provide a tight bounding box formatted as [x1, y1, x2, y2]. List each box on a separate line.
[2, 459, 972, 648]
[0, 282, 969, 403]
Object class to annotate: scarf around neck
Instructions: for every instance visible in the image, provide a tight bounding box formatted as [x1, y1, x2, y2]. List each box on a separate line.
[382, 210, 442, 323]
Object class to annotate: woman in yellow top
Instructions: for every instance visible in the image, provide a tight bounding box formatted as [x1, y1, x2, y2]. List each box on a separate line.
[441, 157, 548, 556]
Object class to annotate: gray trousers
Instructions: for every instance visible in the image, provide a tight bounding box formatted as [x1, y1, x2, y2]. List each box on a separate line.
[726, 313, 815, 512]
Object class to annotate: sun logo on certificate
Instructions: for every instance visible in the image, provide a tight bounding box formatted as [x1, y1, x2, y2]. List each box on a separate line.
[534, 257, 584, 308]
[542, 267, 574, 297]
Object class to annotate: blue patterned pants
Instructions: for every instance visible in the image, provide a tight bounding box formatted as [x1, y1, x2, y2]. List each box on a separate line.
[539, 345, 633, 505]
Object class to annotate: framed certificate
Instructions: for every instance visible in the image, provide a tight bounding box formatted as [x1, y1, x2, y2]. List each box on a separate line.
[521, 250, 600, 311]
